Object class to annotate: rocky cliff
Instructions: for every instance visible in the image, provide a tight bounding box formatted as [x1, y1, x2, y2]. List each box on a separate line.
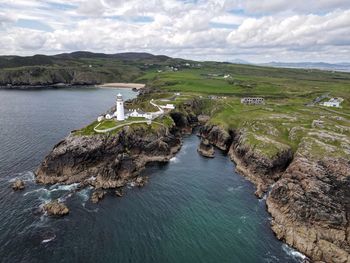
[35, 97, 200, 188]
[0, 66, 139, 88]
[267, 153, 350, 263]
[200, 124, 350, 262]
[36, 125, 181, 188]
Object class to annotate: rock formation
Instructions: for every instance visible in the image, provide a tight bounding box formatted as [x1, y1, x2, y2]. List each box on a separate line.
[267, 155, 350, 263]
[35, 125, 181, 189]
[91, 189, 107, 203]
[197, 139, 215, 158]
[200, 124, 350, 262]
[12, 179, 25, 191]
[43, 200, 69, 217]
[115, 188, 123, 197]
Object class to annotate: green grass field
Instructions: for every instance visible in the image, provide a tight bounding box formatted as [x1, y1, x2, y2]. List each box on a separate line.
[69, 59, 349, 160]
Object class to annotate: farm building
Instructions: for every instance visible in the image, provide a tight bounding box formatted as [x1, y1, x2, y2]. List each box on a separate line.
[321, 98, 343, 108]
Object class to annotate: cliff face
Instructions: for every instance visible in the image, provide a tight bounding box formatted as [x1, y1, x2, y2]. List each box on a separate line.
[229, 131, 293, 197]
[36, 125, 181, 188]
[0, 68, 107, 87]
[267, 154, 350, 263]
[199, 125, 292, 197]
[200, 124, 350, 262]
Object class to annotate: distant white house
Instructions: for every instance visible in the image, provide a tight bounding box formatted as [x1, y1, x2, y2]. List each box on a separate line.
[321, 98, 343, 108]
[105, 114, 113, 120]
[241, 97, 265, 105]
[223, 74, 231, 79]
[174, 92, 181, 96]
[97, 116, 104, 122]
[160, 104, 175, 110]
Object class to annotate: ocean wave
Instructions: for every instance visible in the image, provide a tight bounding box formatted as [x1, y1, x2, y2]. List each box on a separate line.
[41, 233, 56, 244]
[282, 244, 307, 262]
[77, 187, 92, 207]
[170, 157, 179, 163]
[23, 187, 50, 197]
[58, 193, 73, 203]
[8, 171, 35, 183]
[49, 183, 79, 192]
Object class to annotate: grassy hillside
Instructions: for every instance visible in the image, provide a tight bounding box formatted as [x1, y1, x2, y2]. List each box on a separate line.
[138, 62, 350, 159]
[2, 52, 349, 161]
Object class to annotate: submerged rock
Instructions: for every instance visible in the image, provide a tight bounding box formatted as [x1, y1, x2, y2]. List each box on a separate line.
[134, 176, 148, 188]
[12, 179, 25, 191]
[197, 139, 215, 158]
[91, 189, 107, 203]
[115, 188, 123, 197]
[43, 200, 69, 217]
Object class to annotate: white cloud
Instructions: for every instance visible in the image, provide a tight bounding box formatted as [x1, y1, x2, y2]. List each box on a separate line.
[0, 0, 349, 62]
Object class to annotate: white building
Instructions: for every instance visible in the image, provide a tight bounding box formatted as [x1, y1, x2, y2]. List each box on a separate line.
[97, 116, 104, 122]
[128, 109, 152, 119]
[321, 98, 343, 108]
[105, 114, 113, 120]
[116, 93, 125, 121]
[160, 104, 175, 110]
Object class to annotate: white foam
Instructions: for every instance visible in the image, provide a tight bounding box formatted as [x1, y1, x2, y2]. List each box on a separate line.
[41, 234, 56, 244]
[282, 244, 307, 261]
[8, 171, 35, 183]
[23, 188, 50, 197]
[50, 183, 79, 192]
[58, 193, 73, 203]
[78, 188, 91, 201]
[170, 157, 179, 163]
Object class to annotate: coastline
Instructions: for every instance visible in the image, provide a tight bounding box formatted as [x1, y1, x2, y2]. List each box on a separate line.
[96, 83, 146, 89]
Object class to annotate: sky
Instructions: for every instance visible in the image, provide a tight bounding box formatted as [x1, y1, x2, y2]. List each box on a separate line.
[0, 0, 349, 63]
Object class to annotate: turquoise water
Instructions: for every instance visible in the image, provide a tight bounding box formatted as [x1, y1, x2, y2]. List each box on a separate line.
[0, 88, 304, 262]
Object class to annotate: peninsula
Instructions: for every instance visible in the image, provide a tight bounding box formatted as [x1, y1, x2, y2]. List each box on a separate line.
[6, 52, 350, 263]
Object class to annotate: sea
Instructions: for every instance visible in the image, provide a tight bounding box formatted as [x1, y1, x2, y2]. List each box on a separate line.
[0, 87, 306, 263]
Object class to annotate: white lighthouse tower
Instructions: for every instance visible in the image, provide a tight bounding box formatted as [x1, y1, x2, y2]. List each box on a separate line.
[116, 93, 125, 121]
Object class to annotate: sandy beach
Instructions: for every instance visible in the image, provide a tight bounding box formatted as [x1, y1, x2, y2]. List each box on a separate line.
[96, 83, 145, 89]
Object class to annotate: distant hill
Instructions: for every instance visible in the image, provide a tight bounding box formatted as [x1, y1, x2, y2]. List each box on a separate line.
[0, 51, 180, 88]
[53, 51, 170, 61]
[260, 62, 350, 72]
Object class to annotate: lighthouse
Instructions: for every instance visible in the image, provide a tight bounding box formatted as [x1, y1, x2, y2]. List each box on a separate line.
[116, 93, 125, 121]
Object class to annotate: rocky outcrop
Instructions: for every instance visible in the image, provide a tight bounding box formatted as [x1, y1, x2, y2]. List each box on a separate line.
[12, 179, 25, 191]
[267, 155, 350, 263]
[35, 124, 181, 189]
[197, 139, 215, 158]
[91, 189, 107, 203]
[199, 125, 292, 197]
[199, 125, 232, 151]
[115, 188, 123, 197]
[43, 200, 69, 217]
[229, 132, 293, 198]
[133, 176, 149, 187]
